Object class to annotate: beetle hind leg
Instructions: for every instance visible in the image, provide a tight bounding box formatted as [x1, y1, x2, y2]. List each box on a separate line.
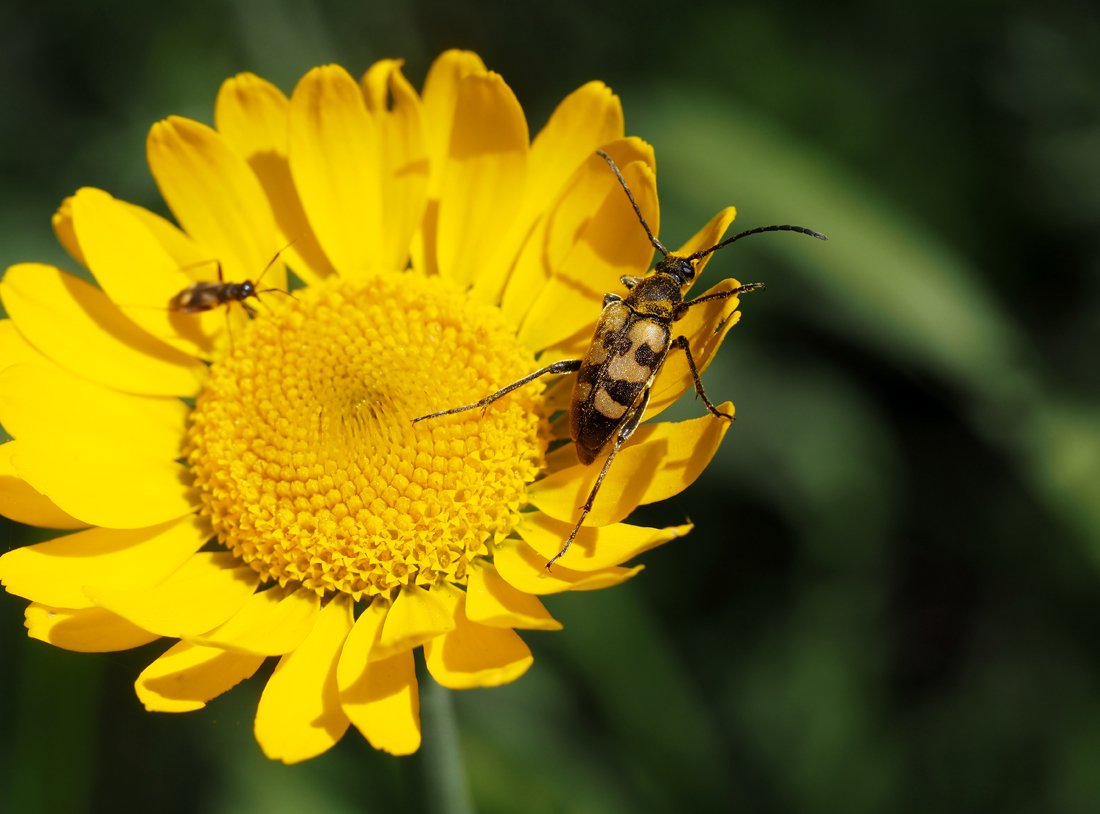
[546, 387, 651, 571]
[669, 336, 732, 420]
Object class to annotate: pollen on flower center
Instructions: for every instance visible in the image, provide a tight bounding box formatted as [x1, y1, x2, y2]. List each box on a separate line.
[185, 272, 546, 600]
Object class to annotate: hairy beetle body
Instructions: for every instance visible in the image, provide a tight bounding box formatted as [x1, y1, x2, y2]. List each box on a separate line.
[412, 149, 827, 570]
[570, 296, 673, 464]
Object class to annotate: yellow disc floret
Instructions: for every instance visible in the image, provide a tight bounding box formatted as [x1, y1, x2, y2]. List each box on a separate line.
[186, 272, 546, 600]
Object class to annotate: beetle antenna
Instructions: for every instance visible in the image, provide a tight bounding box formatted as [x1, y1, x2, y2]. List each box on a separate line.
[597, 149, 669, 257]
[686, 224, 827, 261]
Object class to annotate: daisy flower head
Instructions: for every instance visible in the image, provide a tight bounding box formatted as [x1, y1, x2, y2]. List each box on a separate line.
[0, 51, 761, 762]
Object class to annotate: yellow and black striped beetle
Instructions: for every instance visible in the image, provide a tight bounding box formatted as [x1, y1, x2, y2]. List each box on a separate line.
[414, 150, 826, 569]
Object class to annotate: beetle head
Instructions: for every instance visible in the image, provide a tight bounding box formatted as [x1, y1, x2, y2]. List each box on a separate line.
[656, 255, 696, 287]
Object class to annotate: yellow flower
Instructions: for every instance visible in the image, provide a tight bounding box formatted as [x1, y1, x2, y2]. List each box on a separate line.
[0, 51, 754, 762]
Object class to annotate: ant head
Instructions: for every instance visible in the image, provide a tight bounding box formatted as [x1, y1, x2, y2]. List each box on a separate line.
[239, 280, 257, 299]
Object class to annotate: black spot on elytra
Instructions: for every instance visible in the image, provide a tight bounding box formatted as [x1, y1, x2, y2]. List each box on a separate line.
[603, 378, 641, 407]
[634, 343, 660, 368]
[578, 363, 602, 385]
[601, 330, 633, 355]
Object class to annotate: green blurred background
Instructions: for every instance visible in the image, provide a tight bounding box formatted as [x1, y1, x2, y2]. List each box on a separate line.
[2, 1, 1099, 812]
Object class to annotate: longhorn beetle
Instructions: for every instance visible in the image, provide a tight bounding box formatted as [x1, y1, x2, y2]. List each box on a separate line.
[168, 244, 293, 317]
[414, 150, 827, 570]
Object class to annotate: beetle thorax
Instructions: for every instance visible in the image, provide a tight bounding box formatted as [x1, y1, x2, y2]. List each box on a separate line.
[623, 272, 683, 320]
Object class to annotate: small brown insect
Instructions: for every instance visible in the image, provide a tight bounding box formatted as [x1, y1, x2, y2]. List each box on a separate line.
[414, 150, 826, 569]
[168, 246, 291, 317]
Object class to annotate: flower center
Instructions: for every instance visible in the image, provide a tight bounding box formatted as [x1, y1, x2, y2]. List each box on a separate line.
[186, 273, 546, 599]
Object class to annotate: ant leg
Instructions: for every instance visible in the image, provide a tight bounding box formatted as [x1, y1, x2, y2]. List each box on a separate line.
[223, 306, 235, 352]
[547, 387, 650, 571]
[668, 336, 732, 420]
[412, 359, 582, 423]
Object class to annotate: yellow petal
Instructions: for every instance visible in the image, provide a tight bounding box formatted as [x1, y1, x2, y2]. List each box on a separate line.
[10, 434, 192, 528]
[413, 50, 487, 278]
[288, 65, 381, 278]
[436, 71, 528, 289]
[469, 81, 623, 307]
[136, 640, 264, 712]
[518, 156, 659, 351]
[0, 516, 207, 609]
[527, 82, 624, 205]
[70, 187, 222, 359]
[420, 50, 487, 197]
[529, 405, 733, 526]
[0, 441, 87, 528]
[345, 651, 420, 755]
[255, 595, 352, 763]
[85, 552, 259, 637]
[493, 539, 643, 595]
[51, 196, 84, 266]
[423, 585, 533, 689]
[0, 364, 194, 528]
[25, 603, 159, 652]
[192, 585, 319, 656]
[336, 598, 388, 680]
[124, 197, 216, 267]
[0, 317, 48, 371]
[0, 362, 188, 459]
[646, 279, 747, 420]
[147, 116, 283, 291]
[466, 559, 562, 630]
[0, 264, 203, 396]
[515, 513, 692, 572]
[214, 72, 332, 286]
[377, 584, 456, 657]
[502, 137, 654, 329]
[337, 600, 422, 755]
[215, 71, 290, 158]
[361, 60, 429, 274]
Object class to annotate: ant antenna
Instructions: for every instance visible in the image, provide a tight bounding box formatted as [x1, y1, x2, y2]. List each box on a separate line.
[686, 225, 827, 261]
[253, 238, 297, 292]
[596, 149, 669, 257]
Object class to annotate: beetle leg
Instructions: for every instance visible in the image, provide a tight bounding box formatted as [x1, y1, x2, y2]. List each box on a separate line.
[547, 386, 651, 571]
[669, 336, 733, 420]
[673, 282, 765, 319]
[412, 359, 582, 423]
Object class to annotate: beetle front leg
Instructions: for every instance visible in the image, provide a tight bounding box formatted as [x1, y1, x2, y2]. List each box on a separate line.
[673, 281, 765, 318]
[412, 359, 582, 423]
[669, 336, 733, 420]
